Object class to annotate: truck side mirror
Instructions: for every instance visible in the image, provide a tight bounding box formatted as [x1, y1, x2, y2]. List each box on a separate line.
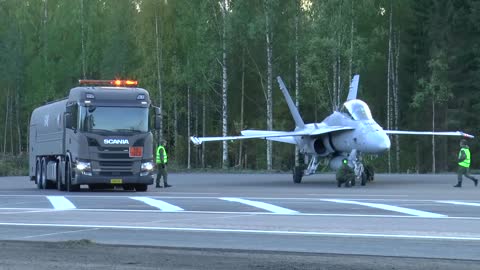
[154, 114, 161, 130]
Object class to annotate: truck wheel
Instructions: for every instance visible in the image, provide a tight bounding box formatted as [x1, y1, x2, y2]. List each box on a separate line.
[135, 184, 148, 192]
[57, 161, 66, 191]
[36, 159, 43, 189]
[66, 160, 80, 192]
[293, 166, 303, 184]
[42, 159, 55, 189]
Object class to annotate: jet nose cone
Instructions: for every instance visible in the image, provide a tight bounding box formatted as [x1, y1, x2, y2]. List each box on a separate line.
[378, 135, 391, 152]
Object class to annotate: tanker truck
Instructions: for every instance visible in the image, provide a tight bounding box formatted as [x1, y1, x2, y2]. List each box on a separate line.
[28, 79, 160, 192]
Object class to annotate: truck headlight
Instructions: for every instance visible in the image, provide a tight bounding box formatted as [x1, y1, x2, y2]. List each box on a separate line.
[76, 161, 91, 171]
[141, 161, 154, 171]
[76, 161, 92, 176]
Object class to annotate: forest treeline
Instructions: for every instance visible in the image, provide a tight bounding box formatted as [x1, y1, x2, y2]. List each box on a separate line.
[0, 0, 479, 174]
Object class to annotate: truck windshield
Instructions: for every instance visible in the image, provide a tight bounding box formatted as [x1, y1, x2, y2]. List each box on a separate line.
[79, 106, 148, 133]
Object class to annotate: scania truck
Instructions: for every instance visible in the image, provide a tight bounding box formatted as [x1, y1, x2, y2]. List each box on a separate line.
[28, 79, 160, 192]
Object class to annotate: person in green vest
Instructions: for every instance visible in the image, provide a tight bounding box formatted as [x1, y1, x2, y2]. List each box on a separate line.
[156, 139, 171, 188]
[336, 158, 355, 188]
[454, 139, 478, 188]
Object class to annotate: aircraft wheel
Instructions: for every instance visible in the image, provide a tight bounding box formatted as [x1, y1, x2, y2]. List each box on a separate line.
[360, 172, 367, 186]
[293, 166, 303, 184]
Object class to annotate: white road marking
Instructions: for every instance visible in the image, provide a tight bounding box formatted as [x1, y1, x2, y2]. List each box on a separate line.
[46, 196, 76, 210]
[220, 197, 299, 214]
[130, 197, 184, 211]
[437, 201, 480, 207]
[21, 228, 99, 239]
[322, 199, 447, 218]
[1, 222, 480, 241]
[0, 206, 479, 219]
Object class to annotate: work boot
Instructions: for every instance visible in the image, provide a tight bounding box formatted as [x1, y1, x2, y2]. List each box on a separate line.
[165, 184, 172, 188]
[156, 184, 162, 188]
[337, 181, 342, 188]
[474, 179, 478, 187]
[453, 183, 462, 188]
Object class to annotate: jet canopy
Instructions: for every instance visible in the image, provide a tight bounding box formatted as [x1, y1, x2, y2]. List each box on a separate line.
[341, 100, 373, 120]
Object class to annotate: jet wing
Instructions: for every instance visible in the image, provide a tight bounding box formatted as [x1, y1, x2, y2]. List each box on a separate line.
[384, 130, 474, 138]
[191, 126, 355, 145]
[190, 130, 310, 145]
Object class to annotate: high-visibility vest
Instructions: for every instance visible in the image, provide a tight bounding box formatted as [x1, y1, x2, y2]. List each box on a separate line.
[458, 147, 471, 168]
[156, 145, 168, 164]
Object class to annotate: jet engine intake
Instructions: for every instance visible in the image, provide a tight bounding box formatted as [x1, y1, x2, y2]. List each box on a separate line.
[311, 138, 327, 156]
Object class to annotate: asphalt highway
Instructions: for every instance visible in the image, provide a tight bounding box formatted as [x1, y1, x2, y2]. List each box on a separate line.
[0, 173, 479, 269]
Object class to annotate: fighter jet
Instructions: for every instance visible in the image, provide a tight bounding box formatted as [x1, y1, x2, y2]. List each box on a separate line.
[190, 75, 474, 185]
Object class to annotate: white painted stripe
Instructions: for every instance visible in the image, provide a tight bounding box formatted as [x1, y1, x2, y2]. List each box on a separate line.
[220, 197, 299, 214]
[1, 207, 479, 220]
[322, 199, 446, 218]
[0, 222, 480, 241]
[437, 201, 480, 207]
[46, 196, 76, 210]
[130, 197, 184, 211]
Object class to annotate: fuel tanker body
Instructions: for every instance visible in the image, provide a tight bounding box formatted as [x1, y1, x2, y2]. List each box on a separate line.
[29, 80, 160, 192]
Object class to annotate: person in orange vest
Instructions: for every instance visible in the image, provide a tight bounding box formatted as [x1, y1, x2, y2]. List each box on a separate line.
[155, 140, 171, 188]
[454, 139, 478, 188]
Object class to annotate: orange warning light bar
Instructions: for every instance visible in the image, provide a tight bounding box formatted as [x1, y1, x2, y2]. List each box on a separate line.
[79, 79, 138, 87]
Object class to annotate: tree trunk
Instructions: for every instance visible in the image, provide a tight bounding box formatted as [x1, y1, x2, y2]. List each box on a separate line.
[394, 31, 400, 173]
[432, 98, 436, 173]
[3, 89, 9, 155]
[173, 95, 178, 163]
[155, 10, 164, 143]
[294, 0, 300, 167]
[221, 0, 229, 169]
[202, 88, 206, 168]
[187, 85, 191, 169]
[386, 0, 393, 173]
[238, 49, 245, 168]
[80, 0, 86, 79]
[265, 0, 273, 171]
[349, 0, 354, 78]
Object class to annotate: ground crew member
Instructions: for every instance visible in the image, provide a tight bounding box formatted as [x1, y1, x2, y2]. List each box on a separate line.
[454, 139, 478, 188]
[336, 159, 355, 188]
[156, 140, 171, 188]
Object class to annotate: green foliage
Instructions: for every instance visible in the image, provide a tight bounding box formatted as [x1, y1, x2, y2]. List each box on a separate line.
[0, 154, 28, 176]
[0, 0, 478, 174]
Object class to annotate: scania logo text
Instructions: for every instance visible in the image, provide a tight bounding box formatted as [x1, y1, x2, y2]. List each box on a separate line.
[104, 139, 129, 145]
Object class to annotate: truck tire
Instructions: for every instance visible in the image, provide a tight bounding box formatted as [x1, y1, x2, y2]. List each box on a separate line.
[57, 161, 66, 191]
[66, 160, 80, 192]
[36, 159, 43, 189]
[135, 184, 148, 192]
[42, 159, 56, 189]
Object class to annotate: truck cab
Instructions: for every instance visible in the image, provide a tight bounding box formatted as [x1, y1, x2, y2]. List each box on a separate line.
[29, 80, 160, 192]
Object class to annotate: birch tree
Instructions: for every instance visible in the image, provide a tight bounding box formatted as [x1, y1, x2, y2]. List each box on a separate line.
[220, 0, 230, 169]
[264, 0, 273, 170]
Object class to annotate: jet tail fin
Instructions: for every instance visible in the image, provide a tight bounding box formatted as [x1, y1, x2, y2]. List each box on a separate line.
[276, 76, 305, 129]
[346, 74, 360, 101]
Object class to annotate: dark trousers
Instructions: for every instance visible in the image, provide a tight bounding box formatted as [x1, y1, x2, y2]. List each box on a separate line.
[156, 164, 168, 186]
[457, 166, 477, 183]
